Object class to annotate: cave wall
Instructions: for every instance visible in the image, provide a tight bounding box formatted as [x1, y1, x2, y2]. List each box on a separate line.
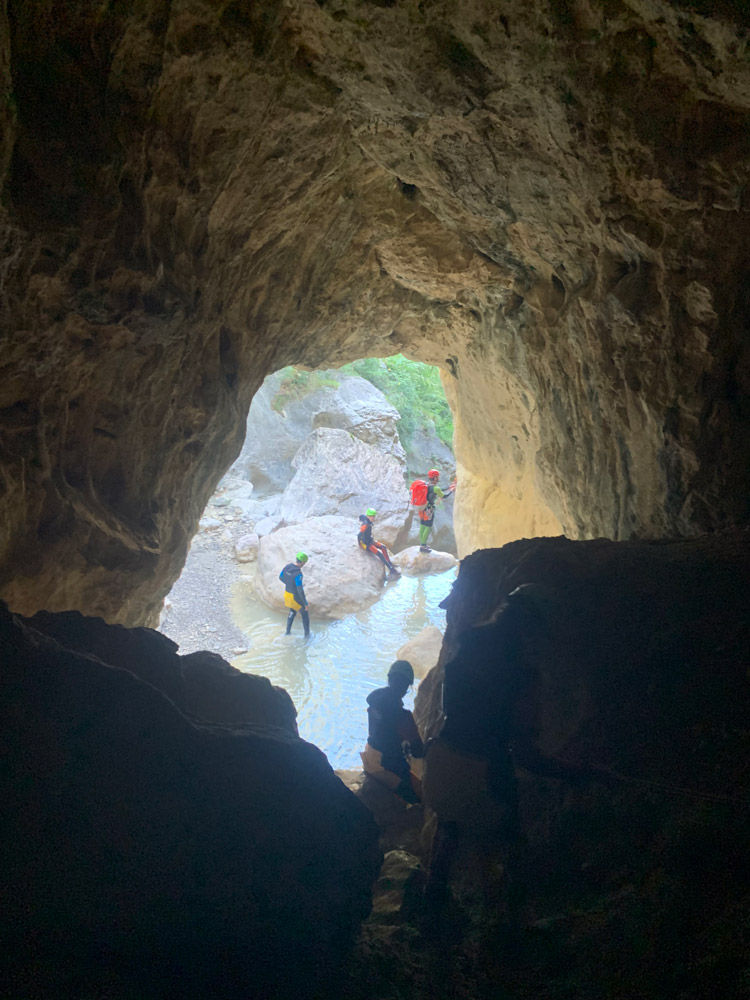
[414, 529, 750, 995]
[1, 0, 750, 622]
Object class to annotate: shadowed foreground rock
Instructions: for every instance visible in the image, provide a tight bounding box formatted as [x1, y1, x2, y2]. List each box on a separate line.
[28, 608, 299, 731]
[0, 603, 380, 1000]
[415, 531, 750, 998]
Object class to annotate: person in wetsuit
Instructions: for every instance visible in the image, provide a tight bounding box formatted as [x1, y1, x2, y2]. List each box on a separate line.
[361, 660, 424, 802]
[358, 508, 401, 576]
[279, 552, 310, 637]
[418, 470, 454, 552]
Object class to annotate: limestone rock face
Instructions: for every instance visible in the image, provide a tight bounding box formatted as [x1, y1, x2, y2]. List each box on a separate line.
[0, 602, 380, 999]
[255, 515, 386, 618]
[278, 428, 410, 548]
[396, 625, 444, 681]
[239, 371, 405, 495]
[404, 429, 455, 482]
[392, 546, 457, 576]
[1, 1, 750, 621]
[414, 530, 750, 995]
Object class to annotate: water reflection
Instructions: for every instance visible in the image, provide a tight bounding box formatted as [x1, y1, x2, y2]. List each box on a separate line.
[230, 571, 455, 768]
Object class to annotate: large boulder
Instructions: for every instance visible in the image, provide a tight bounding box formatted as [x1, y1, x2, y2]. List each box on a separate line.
[392, 546, 457, 576]
[278, 428, 410, 548]
[255, 515, 387, 619]
[396, 625, 444, 681]
[0, 602, 380, 1000]
[238, 371, 405, 496]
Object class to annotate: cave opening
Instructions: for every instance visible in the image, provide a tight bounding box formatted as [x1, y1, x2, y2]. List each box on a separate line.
[159, 354, 461, 767]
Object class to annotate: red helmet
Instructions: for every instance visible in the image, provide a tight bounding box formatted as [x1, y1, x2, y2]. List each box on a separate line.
[428, 469, 440, 479]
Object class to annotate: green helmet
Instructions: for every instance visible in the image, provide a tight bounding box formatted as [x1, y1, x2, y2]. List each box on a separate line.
[366, 508, 377, 517]
[296, 551, 308, 564]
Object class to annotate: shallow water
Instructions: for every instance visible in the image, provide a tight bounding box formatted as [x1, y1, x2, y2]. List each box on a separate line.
[230, 571, 456, 769]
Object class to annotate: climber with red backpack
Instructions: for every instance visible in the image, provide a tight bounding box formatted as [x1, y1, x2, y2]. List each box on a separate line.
[410, 470, 455, 552]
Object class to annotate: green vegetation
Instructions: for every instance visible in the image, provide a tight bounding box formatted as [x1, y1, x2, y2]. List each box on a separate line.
[271, 368, 340, 413]
[340, 355, 454, 452]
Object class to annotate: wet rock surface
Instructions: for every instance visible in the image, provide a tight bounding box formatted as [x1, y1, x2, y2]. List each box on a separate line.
[0, 601, 380, 1000]
[2, 1, 750, 619]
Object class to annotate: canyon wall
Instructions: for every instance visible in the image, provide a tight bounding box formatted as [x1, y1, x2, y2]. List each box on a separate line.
[1, 0, 750, 622]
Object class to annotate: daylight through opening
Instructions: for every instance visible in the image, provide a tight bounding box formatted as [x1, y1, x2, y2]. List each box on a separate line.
[159, 356, 459, 767]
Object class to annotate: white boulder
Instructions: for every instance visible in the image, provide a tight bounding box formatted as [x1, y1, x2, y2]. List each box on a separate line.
[277, 427, 410, 548]
[396, 626, 444, 680]
[255, 515, 386, 619]
[392, 546, 457, 576]
[234, 533, 260, 563]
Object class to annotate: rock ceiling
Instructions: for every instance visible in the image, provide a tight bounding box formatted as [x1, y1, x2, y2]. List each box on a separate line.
[1, 0, 749, 623]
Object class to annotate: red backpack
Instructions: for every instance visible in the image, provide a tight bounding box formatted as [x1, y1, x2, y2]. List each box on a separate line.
[410, 479, 428, 506]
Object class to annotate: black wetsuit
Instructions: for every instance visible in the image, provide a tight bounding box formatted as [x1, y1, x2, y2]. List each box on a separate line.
[280, 562, 310, 636]
[366, 686, 424, 781]
[358, 515, 395, 569]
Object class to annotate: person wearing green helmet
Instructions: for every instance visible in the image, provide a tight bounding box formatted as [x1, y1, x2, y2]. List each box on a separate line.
[279, 552, 310, 637]
[357, 508, 401, 576]
[361, 659, 423, 802]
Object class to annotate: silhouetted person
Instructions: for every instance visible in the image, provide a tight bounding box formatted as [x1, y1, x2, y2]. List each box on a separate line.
[361, 660, 424, 802]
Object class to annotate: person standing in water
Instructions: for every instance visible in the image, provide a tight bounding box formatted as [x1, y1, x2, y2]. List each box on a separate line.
[361, 660, 424, 803]
[279, 552, 310, 637]
[418, 470, 454, 552]
[358, 508, 401, 576]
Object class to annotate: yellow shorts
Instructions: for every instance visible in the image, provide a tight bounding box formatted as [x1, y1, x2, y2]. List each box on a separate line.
[284, 592, 301, 611]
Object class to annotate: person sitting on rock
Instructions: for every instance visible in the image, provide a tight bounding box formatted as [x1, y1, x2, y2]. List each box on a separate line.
[418, 470, 454, 553]
[358, 508, 401, 576]
[361, 660, 424, 803]
[279, 552, 310, 637]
